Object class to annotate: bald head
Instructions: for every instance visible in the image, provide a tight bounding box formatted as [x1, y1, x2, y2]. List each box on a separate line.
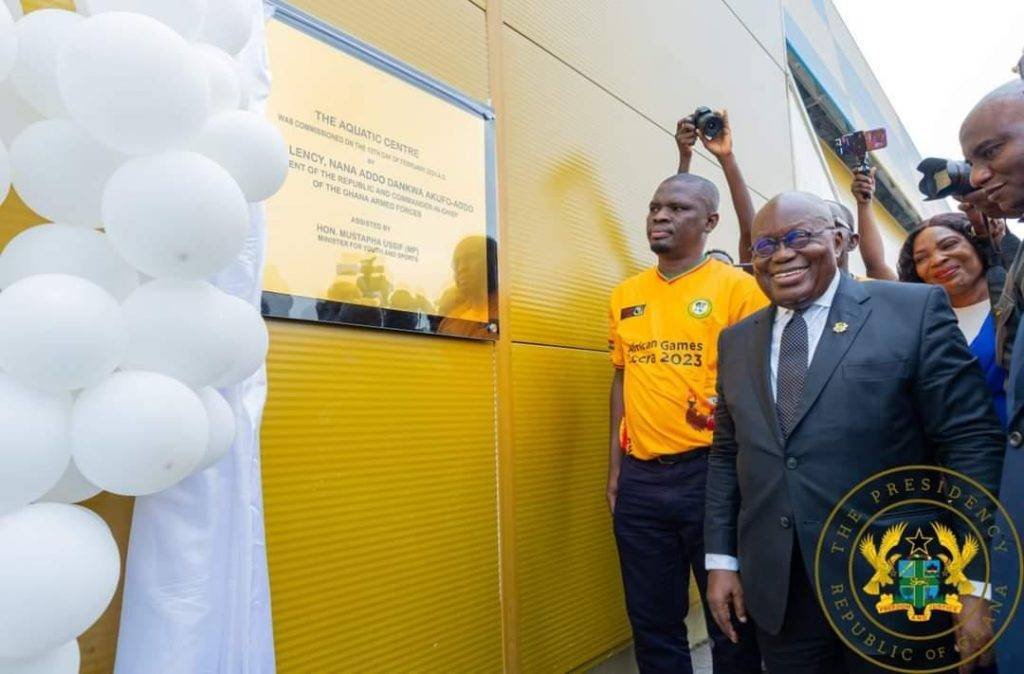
[960, 79, 1024, 215]
[753, 192, 833, 238]
[661, 173, 720, 214]
[972, 79, 1024, 113]
[751, 192, 841, 310]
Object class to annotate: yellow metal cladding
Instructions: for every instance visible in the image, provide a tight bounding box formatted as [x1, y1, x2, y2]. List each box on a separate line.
[261, 322, 502, 672]
[510, 343, 631, 670]
[501, 0, 793, 198]
[502, 27, 666, 351]
[287, 0, 489, 104]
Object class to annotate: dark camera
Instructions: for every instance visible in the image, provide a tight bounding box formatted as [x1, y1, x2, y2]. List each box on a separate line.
[834, 128, 887, 173]
[692, 106, 725, 140]
[916, 158, 973, 201]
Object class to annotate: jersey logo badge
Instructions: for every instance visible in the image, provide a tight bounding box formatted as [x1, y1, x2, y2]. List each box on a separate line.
[687, 298, 712, 319]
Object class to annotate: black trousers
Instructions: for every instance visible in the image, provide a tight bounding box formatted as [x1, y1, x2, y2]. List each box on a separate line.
[756, 546, 887, 674]
[614, 452, 761, 674]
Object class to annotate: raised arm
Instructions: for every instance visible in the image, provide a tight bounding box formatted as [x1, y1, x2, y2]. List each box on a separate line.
[851, 168, 897, 280]
[699, 110, 755, 263]
[676, 116, 697, 174]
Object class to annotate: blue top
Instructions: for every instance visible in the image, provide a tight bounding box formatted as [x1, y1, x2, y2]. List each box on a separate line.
[970, 312, 1008, 428]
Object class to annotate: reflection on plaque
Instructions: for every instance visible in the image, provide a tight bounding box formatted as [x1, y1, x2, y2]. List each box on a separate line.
[261, 12, 497, 339]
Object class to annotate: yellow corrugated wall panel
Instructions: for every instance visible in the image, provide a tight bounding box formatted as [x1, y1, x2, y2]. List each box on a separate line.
[289, 0, 489, 103]
[501, 0, 792, 198]
[262, 321, 502, 673]
[503, 28, 749, 351]
[510, 343, 631, 672]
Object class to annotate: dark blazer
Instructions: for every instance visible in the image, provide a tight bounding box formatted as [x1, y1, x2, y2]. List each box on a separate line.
[705, 273, 1005, 636]
[996, 295, 1024, 672]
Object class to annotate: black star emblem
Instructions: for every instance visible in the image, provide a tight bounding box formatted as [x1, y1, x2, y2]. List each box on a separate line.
[906, 528, 933, 557]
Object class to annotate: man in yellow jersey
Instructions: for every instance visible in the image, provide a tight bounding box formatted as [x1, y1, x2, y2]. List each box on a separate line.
[607, 173, 767, 673]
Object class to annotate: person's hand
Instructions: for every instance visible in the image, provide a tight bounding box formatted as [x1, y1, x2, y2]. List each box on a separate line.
[954, 595, 995, 673]
[606, 475, 619, 514]
[707, 569, 748, 643]
[698, 109, 733, 158]
[675, 117, 697, 161]
[958, 188, 1019, 220]
[852, 167, 876, 204]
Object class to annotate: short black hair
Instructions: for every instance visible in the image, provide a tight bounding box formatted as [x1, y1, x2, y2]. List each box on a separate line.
[897, 213, 988, 283]
[663, 173, 720, 213]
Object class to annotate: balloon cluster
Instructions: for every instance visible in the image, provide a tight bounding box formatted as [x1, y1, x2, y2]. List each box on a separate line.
[0, 1, 285, 670]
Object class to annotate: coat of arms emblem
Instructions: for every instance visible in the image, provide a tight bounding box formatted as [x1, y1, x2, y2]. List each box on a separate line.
[858, 521, 979, 622]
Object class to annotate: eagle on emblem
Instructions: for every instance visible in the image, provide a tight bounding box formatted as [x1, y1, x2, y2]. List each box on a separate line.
[858, 522, 907, 595]
[932, 522, 980, 595]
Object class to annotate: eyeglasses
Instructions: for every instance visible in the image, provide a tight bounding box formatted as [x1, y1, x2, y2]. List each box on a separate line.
[751, 228, 834, 259]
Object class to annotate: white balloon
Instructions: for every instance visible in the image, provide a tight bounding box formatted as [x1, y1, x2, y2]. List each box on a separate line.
[0, 3, 16, 84]
[72, 371, 207, 495]
[210, 294, 268, 386]
[0, 504, 119, 660]
[102, 151, 249, 279]
[195, 387, 235, 471]
[0, 223, 138, 300]
[37, 460, 101, 505]
[0, 274, 126, 392]
[0, 138, 8, 205]
[194, 111, 288, 202]
[2, 1, 20, 20]
[0, 640, 80, 674]
[10, 10, 82, 118]
[193, 43, 240, 114]
[79, 0, 207, 39]
[0, 79, 41, 146]
[198, 0, 253, 55]
[9, 119, 123, 226]
[122, 279, 234, 387]
[0, 373, 72, 516]
[57, 12, 210, 154]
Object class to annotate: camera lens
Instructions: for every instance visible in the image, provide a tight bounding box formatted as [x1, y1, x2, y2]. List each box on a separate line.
[694, 106, 725, 140]
[917, 158, 974, 200]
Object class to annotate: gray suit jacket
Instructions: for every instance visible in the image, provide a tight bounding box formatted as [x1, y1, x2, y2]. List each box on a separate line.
[705, 273, 1005, 635]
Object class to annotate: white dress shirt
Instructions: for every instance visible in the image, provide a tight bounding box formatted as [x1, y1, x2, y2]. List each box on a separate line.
[704, 273, 989, 598]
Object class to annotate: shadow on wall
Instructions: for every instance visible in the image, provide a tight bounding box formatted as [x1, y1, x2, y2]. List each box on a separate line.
[545, 152, 642, 283]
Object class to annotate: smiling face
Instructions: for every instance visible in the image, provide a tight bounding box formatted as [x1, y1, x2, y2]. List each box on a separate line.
[911, 225, 984, 304]
[646, 177, 718, 259]
[752, 193, 842, 310]
[960, 82, 1024, 216]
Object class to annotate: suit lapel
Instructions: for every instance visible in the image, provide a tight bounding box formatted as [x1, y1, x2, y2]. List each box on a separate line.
[749, 306, 785, 449]
[789, 274, 871, 435]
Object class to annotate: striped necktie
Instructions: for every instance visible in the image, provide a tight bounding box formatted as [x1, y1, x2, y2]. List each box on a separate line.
[776, 310, 808, 438]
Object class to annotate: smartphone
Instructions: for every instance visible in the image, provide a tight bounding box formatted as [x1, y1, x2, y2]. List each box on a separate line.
[834, 128, 888, 159]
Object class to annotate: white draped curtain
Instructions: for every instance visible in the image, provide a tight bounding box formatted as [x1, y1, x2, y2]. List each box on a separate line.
[114, 5, 277, 673]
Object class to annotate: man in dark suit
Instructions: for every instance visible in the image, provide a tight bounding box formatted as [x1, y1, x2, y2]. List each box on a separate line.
[703, 192, 1005, 672]
[960, 78, 1024, 674]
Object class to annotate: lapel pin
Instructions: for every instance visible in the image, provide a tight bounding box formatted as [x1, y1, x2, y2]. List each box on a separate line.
[832, 321, 849, 334]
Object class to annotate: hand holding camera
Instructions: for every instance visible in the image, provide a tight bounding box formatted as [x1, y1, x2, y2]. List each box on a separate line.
[852, 166, 876, 205]
[691, 107, 732, 158]
[675, 116, 698, 161]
